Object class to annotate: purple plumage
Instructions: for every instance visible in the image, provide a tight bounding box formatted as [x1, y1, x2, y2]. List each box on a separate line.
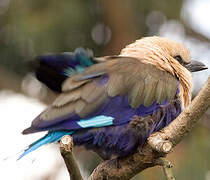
[23, 94, 181, 159]
[72, 98, 181, 158]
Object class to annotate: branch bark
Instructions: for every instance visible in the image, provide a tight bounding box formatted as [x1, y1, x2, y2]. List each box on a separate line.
[88, 76, 210, 180]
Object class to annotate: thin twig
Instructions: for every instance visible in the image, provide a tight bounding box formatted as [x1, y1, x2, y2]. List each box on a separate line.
[60, 135, 83, 180]
[156, 158, 175, 180]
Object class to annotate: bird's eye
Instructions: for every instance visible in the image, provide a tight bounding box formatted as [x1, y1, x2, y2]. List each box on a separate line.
[174, 55, 188, 66]
[174, 55, 182, 63]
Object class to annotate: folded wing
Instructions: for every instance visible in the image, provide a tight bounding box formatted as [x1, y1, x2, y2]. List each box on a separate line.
[23, 56, 178, 134]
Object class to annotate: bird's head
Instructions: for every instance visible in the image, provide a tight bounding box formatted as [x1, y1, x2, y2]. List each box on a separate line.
[120, 36, 208, 108]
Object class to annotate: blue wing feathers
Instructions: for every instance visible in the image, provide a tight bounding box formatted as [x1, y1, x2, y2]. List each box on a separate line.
[19, 115, 114, 159]
[77, 116, 114, 128]
[28, 96, 165, 132]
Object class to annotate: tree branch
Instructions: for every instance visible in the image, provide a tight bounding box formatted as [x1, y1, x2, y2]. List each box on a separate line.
[60, 135, 83, 180]
[88, 76, 210, 180]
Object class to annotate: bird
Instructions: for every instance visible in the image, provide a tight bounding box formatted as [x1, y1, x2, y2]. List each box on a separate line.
[19, 36, 207, 160]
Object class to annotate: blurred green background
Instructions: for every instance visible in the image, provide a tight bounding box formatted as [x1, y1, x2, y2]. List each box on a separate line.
[0, 0, 210, 179]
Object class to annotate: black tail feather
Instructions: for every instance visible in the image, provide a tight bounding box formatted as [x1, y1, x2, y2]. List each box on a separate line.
[30, 48, 95, 92]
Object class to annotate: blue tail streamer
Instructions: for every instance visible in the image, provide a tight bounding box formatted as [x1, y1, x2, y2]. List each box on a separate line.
[18, 131, 73, 160]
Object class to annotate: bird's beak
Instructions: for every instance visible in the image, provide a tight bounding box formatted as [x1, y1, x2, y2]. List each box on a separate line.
[185, 60, 208, 72]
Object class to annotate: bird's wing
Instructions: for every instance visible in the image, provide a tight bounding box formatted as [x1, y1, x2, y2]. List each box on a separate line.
[23, 56, 178, 134]
[61, 56, 177, 106]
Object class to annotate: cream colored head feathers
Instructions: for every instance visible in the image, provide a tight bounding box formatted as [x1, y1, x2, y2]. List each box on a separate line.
[120, 36, 192, 108]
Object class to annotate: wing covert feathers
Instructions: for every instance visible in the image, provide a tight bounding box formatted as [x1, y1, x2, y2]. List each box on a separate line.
[35, 56, 178, 124]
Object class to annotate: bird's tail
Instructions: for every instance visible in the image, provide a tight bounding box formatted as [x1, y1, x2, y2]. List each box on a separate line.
[18, 131, 74, 160]
[30, 48, 95, 92]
